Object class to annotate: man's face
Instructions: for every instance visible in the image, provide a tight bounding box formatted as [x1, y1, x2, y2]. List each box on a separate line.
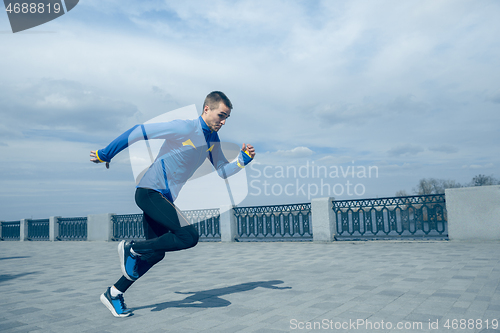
[203, 103, 231, 132]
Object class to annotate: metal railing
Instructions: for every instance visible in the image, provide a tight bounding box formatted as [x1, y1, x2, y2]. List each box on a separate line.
[112, 209, 221, 241]
[112, 214, 145, 240]
[1, 221, 20, 240]
[188, 208, 221, 241]
[333, 194, 447, 240]
[1, 195, 449, 242]
[234, 203, 312, 241]
[27, 219, 50, 240]
[58, 217, 87, 241]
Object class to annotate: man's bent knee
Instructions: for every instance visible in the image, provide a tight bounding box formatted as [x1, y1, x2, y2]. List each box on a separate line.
[190, 231, 199, 248]
[173, 225, 199, 250]
[185, 226, 199, 248]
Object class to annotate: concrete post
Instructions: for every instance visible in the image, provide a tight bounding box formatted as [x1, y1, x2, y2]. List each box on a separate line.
[87, 213, 115, 241]
[49, 216, 61, 241]
[220, 205, 237, 242]
[20, 219, 29, 241]
[446, 185, 500, 241]
[311, 197, 336, 242]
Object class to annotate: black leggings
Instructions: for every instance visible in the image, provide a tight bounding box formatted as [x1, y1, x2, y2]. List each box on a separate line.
[114, 188, 199, 292]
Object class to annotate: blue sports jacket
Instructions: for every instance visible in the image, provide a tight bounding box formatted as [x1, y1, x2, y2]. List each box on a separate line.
[95, 116, 253, 202]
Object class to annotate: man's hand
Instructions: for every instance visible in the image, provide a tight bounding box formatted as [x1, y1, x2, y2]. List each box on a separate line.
[90, 151, 109, 169]
[241, 143, 256, 159]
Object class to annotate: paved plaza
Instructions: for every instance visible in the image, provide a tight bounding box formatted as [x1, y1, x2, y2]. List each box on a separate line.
[0, 240, 499, 333]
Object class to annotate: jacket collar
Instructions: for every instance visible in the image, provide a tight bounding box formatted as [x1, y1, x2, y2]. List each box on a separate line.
[199, 116, 213, 136]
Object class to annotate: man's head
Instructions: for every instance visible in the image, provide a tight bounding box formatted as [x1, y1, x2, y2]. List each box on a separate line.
[201, 91, 233, 132]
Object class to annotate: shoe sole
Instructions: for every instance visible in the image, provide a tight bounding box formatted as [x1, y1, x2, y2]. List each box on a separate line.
[118, 241, 130, 281]
[118, 240, 136, 281]
[100, 292, 131, 318]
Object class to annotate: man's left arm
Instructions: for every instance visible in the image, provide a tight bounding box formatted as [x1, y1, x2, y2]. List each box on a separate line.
[210, 142, 255, 178]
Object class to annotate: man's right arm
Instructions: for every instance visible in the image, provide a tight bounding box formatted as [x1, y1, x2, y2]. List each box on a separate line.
[92, 125, 142, 163]
[90, 120, 190, 165]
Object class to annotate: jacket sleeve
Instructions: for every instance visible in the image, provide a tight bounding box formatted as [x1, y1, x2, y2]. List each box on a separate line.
[95, 120, 189, 163]
[208, 140, 253, 179]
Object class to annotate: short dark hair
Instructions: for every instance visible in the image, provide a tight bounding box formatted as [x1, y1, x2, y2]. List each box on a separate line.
[203, 91, 233, 111]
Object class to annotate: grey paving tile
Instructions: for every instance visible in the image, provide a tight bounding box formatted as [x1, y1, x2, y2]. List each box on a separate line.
[0, 322, 28, 331]
[0, 241, 499, 332]
[9, 307, 43, 315]
[487, 304, 500, 311]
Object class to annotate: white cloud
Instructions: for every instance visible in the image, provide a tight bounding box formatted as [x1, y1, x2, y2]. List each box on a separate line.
[429, 145, 458, 154]
[462, 163, 494, 170]
[316, 155, 357, 165]
[388, 144, 424, 157]
[487, 89, 500, 104]
[0, 79, 139, 137]
[1, 0, 500, 218]
[275, 147, 314, 158]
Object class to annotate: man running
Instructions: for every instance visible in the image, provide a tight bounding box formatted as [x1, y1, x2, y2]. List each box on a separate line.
[90, 91, 255, 317]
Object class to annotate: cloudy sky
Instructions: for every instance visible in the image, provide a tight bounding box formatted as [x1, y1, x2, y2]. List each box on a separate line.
[1, 0, 499, 221]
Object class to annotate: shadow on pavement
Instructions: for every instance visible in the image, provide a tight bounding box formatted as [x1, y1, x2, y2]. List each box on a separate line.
[0, 256, 31, 261]
[134, 280, 291, 312]
[0, 272, 38, 283]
